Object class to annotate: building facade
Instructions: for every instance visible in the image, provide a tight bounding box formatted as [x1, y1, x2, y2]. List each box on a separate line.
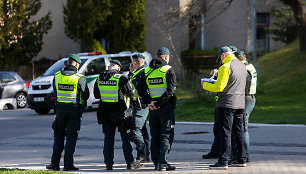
[35, 0, 285, 75]
[34, 0, 80, 61]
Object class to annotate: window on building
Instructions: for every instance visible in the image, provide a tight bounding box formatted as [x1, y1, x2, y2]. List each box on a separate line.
[256, 13, 270, 52]
[189, 15, 202, 50]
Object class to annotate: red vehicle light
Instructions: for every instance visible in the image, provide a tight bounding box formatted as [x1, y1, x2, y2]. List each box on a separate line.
[88, 52, 102, 55]
[50, 96, 55, 102]
[24, 81, 29, 88]
[77, 52, 102, 56]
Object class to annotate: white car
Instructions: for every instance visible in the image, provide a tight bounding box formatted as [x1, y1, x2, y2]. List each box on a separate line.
[27, 51, 152, 115]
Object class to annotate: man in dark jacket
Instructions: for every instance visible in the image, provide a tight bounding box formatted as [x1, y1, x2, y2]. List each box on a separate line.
[128, 54, 150, 163]
[93, 60, 143, 170]
[138, 47, 176, 171]
[231, 50, 257, 162]
[46, 54, 89, 171]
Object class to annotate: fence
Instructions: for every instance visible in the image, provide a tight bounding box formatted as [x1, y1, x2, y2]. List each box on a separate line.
[0, 62, 54, 82]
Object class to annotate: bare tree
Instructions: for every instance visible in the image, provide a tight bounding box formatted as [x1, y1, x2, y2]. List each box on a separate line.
[149, 0, 234, 78]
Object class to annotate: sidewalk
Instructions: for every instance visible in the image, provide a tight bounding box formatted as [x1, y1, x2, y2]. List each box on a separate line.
[1, 112, 306, 174]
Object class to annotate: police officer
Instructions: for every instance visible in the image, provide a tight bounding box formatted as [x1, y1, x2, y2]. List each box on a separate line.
[46, 54, 89, 171]
[138, 47, 176, 171]
[128, 54, 150, 163]
[93, 60, 143, 170]
[234, 50, 257, 162]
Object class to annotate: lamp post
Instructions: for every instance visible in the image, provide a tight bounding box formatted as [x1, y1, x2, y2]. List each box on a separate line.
[251, 0, 256, 67]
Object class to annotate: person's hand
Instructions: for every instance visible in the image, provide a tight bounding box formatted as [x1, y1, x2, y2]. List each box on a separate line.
[148, 101, 160, 110]
[210, 69, 218, 76]
[201, 80, 204, 87]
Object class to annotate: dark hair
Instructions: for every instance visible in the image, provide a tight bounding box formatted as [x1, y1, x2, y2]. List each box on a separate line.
[237, 54, 247, 61]
[67, 58, 77, 65]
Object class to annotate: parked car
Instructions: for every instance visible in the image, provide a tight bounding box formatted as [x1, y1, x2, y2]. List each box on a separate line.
[27, 51, 152, 115]
[0, 71, 29, 108]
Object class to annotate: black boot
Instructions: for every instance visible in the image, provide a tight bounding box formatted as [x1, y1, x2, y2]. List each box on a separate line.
[202, 152, 218, 159]
[106, 165, 113, 170]
[63, 165, 79, 171]
[46, 163, 60, 171]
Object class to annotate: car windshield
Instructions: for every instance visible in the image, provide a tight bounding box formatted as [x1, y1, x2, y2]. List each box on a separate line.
[43, 59, 87, 76]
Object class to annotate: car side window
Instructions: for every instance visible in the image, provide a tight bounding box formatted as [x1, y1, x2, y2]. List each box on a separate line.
[85, 58, 106, 76]
[0, 73, 15, 83]
[109, 56, 132, 72]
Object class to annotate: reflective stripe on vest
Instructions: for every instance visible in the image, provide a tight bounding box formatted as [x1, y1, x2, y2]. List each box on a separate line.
[130, 68, 144, 98]
[54, 71, 82, 103]
[98, 74, 121, 102]
[246, 64, 257, 95]
[145, 65, 171, 98]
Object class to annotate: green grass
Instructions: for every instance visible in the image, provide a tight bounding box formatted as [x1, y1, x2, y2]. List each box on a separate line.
[175, 88, 215, 122]
[176, 40, 306, 124]
[250, 40, 306, 124]
[0, 168, 66, 174]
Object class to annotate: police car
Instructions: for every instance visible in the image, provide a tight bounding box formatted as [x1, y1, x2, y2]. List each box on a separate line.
[28, 51, 152, 115]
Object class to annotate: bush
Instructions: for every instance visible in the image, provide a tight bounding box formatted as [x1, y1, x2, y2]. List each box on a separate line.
[87, 39, 107, 54]
[180, 70, 216, 104]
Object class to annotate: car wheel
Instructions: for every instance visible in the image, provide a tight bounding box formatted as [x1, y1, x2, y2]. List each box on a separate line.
[16, 92, 27, 108]
[34, 108, 51, 115]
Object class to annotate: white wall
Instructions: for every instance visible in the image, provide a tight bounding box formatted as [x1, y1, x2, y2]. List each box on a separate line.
[33, 0, 80, 61]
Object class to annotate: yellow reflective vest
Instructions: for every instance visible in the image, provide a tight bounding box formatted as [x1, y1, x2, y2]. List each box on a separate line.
[98, 74, 121, 102]
[145, 65, 171, 98]
[130, 68, 144, 99]
[54, 71, 82, 104]
[246, 63, 257, 95]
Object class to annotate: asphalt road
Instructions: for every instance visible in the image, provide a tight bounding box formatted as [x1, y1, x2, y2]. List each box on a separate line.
[1, 109, 306, 173]
[0, 108, 97, 140]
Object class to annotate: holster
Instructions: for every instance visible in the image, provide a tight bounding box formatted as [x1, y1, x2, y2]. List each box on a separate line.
[97, 104, 106, 124]
[132, 97, 141, 108]
[132, 97, 147, 109]
[97, 110, 103, 124]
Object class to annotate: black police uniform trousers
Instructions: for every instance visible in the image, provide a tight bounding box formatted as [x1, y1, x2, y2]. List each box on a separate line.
[102, 110, 134, 166]
[207, 108, 219, 156]
[216, 107, 247, 165]
[149, 102, 175, 166]
[51, 104, 82, 167]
